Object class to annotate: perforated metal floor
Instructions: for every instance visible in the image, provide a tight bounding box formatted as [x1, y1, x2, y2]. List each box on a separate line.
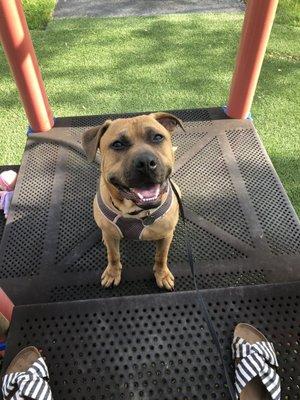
[0, 108, 299, 305]
[2, 282, 300, 399]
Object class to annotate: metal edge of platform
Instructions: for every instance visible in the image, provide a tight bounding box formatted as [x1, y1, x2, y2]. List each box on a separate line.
[1, 252, 300, 306]
[51, 106, 229, 128]
[6, 280, 300, 318]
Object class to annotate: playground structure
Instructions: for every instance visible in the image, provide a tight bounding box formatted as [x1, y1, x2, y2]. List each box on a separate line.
[0, 0, 278, 130]
[0, 1, 299, 399]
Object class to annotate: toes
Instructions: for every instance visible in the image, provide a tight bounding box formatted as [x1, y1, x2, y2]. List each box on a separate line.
[101, 270, 107, 280]
[163, 275, 175, 290]
[113, 275, 121, 286]
[155, 269, 175, 291]
[101, 276, 116, 288]
[101, 275, 112, 287]
[156, 278, 163, 289]
[163, 280, 172, 290]
[101, 267, 121, 288]
[168, 271, 175, 281]
[101, 275, 115, 287]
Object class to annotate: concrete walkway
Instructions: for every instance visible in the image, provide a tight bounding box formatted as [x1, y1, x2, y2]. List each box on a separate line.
[54, 0, 244, 18]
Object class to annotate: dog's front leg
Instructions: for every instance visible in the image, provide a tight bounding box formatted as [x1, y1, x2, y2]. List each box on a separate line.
[101, 232, 122, 287]
[153, 234, 174, 290]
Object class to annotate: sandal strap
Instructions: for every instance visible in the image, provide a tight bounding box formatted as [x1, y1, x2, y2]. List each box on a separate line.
[2, 357, 53, 400]
[232, 337, 281, 400]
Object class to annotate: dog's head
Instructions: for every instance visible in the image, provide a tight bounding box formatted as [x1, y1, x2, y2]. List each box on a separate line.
[82, 113, 184, 209]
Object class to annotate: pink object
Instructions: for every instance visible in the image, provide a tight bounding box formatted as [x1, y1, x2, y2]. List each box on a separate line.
[0, 170, 17, 191]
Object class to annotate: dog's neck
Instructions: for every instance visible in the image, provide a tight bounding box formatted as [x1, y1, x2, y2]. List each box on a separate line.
[99, 177, 165, 218]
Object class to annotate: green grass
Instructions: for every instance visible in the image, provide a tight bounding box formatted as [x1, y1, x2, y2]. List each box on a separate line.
[0, 13, 299, 214]
[23, 0, 56, 30]
[275, 0, 300, 26]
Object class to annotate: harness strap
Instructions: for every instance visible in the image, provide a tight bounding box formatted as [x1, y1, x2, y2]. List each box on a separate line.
[96, 182, 173, 240]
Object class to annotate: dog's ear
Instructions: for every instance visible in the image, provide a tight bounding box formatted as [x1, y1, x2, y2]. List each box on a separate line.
[82, 120, 112, 161]
[150, 112, 185, 133]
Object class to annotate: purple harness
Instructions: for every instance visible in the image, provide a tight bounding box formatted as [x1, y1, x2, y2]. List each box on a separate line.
[96, 182, 173, 240]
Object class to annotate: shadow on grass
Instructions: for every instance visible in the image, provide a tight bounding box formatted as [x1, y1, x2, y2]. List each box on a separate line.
[1, 17, 238, 111]
[0, 15, 299, 213]
[1, 16, 298, 111]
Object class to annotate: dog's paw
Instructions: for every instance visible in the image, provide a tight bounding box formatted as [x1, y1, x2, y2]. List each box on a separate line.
[101, 265, 122, 287]
[154, 267, 175, 291]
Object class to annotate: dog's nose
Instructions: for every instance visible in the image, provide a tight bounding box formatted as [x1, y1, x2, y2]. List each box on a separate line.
[134, 153, 157, 173]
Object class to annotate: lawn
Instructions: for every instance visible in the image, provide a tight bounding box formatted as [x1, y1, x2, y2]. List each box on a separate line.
[22, 0, 56, 30]
[0, 11, 299, 214]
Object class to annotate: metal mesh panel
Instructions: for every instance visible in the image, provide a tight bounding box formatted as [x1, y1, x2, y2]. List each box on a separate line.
[64, 239, 157, 274]
[170, 219, 247, 262]
[3, 283, 299, 400]
[55, 148, 99, 263]
[227, 129, 300, 255]
[0, 214, 5, 243]
[173, 130, 209, 160]
[50, 280, 163, 302]
[63, 216, 246, 277]
[0, 109, 299, 305]
[50, 268, 268, 303]
[0, 144, 58, 278]
[196, 268, 268, 288]
[173, 138, 254, 246]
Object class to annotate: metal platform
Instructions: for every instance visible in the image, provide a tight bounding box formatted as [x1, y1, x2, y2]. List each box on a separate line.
[2, 282, 299, 399]
[0, 108, 299, 305]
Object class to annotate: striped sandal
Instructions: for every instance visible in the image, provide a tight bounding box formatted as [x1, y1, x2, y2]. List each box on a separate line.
[232, 323, 281, 400]
[1, 346, 53, 400]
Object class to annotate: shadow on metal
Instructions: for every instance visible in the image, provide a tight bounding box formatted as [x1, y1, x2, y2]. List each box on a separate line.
[0, 108, 299, 305]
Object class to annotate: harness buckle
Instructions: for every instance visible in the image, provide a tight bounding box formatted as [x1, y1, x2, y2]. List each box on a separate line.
[142, 215, 156, 226]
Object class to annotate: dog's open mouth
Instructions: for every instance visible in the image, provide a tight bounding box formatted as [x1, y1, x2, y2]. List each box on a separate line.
[130, 184, 161, 205]
[110, 178, 167, 208]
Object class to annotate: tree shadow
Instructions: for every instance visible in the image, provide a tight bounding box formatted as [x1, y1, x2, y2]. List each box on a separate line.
[0, 15, 298, 213]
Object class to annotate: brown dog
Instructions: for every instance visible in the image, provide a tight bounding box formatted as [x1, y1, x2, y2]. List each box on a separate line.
[82, 112, 184, 290]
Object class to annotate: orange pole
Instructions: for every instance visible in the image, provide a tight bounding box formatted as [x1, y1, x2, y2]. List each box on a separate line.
[227, 0, 278, 119]
[0, 288, 13, 322]
[0, 0, 54, 132]
[0, 289, 14, 356]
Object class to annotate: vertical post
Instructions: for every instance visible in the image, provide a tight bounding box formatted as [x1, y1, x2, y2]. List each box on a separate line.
[0, 289, 14, 354]
[0, 0, 54, 132]
[0, 288, 14, 323]
[227, 0, 278, 119]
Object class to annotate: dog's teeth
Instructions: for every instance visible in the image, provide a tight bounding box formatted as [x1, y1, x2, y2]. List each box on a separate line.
[142, 196, 157, 202]
[138, 195, 159, 203]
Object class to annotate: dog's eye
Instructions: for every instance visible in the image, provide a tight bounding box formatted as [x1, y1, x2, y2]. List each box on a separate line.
[111, 141, 126, 150]
[152, 134, 164, 143]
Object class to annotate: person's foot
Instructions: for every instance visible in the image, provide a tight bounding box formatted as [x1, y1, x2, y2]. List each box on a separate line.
[233, 323, 281, 400]
[2, 346, 53, 400]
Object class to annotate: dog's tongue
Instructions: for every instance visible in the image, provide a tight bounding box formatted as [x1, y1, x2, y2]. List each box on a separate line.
[131, 184, 160, 200]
